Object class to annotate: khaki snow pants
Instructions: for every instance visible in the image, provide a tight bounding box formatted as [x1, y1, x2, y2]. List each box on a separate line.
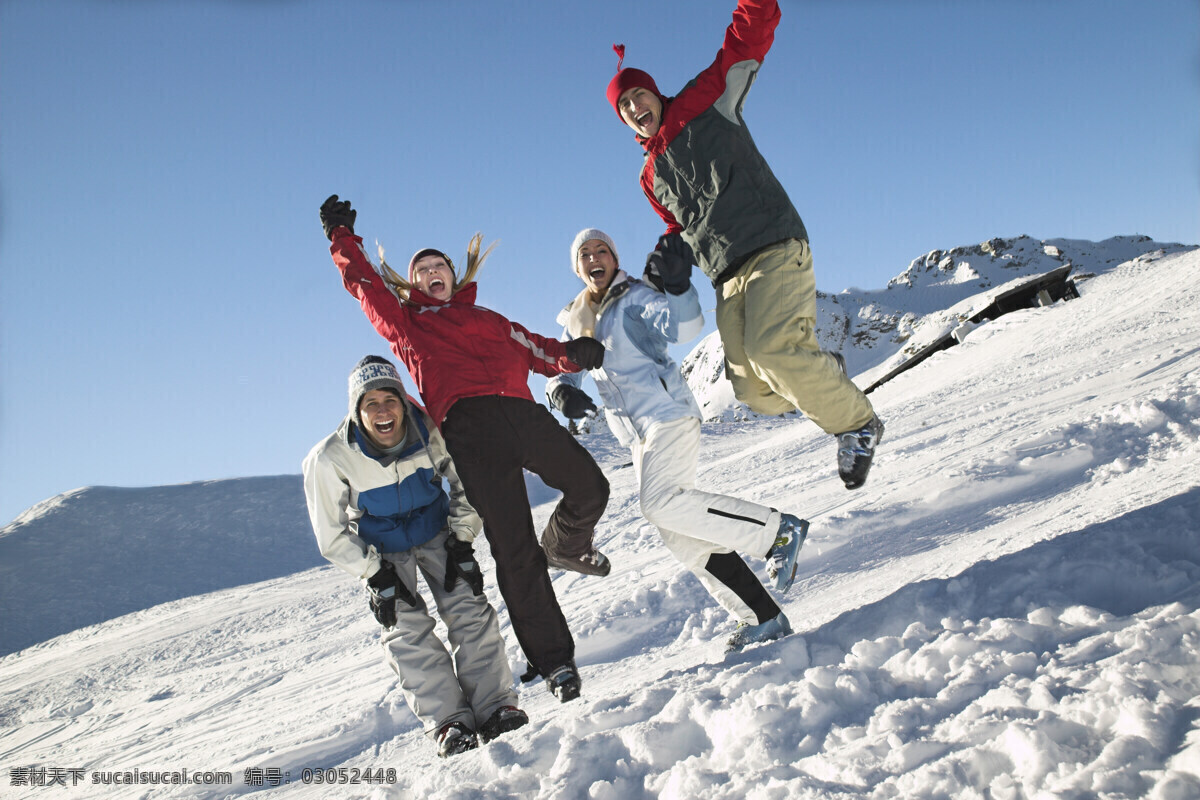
[716, 238, 875, 434]
[380, 529, 517, 739]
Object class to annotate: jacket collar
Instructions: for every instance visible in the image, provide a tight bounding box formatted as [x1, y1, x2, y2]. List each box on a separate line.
[408, 281, 478, 308]
[559, 271, 632, 337]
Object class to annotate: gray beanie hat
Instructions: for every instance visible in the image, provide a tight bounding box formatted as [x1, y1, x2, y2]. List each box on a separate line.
[348, 355, 405, 420]
[570, 228, 619, 272]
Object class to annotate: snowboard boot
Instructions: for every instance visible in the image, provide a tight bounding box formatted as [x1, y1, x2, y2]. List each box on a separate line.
[837, 415, 885, 490]
[435, 721, 479, 758]
[545, 546, 612, 577]
[725, 611, 793, 653]
[545, 662, 582, 703]
[478, 705, 529, 743]
[766, 514, 809, 592]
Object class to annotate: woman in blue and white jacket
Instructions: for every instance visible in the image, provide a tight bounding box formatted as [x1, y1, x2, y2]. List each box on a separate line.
[546, 229, 809, 653]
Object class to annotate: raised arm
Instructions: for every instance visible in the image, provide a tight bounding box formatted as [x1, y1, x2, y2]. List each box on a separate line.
[637, 284, 705, 347]
[723, 0, 780, 64]
[321, 195, 411, 352]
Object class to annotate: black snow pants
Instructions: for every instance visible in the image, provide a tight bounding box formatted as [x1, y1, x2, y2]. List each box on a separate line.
[441, 395, 609, 677]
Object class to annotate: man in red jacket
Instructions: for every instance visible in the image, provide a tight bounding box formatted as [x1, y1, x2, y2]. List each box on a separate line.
[607, 0, 884, 491]
[319, 195, 611, 702]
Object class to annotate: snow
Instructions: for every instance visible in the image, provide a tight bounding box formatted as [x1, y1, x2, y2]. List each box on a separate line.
[2, 242, 1199, 799]
[0, 477, 319, 657]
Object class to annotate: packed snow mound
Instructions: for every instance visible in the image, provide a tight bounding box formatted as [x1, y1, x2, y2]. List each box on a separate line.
[0, 476, 320, 656]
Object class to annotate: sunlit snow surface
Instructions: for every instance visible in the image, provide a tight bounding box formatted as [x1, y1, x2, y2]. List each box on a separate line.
[2, 245, 1198, 799]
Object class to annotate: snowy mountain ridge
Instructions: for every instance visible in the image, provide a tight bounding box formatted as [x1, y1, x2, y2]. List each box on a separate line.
[0, 476, 320, 657]
[684, 234, 1195, 421]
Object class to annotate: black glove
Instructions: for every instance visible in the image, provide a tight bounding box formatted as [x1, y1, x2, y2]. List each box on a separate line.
[443, 536, 484, 596]
[320, 194, 357, 241]
[549, 384, 599, 420]
[643, 233, 695, 295]
[563, 336, 605, 370]
[366, 562, 416, 627]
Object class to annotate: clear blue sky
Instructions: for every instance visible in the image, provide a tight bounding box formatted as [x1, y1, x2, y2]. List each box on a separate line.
[2, 0, 1197, 526]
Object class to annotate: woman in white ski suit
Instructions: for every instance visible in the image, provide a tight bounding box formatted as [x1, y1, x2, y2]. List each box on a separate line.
[547, 229, 805, 650]
[302, 356, 525, 755]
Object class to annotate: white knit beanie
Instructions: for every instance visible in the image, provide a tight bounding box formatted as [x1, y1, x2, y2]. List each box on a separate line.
[570, 228, 619, 272]
[347, 356, 405, 420]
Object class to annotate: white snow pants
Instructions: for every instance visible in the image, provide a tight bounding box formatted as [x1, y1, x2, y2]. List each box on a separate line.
[379, 530, 516, 739]
[632, 416, 781, 623]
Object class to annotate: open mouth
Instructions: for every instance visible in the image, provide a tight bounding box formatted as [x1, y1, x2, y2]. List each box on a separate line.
[636, 111, 653, 128]
[429, 278, 446, 291]
[374, 420, 396, 434]
[589, 267, 607, 280]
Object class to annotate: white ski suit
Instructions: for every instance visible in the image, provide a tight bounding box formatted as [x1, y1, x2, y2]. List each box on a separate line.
[302, 397, 516, 739]
[548, 273, 783, 624]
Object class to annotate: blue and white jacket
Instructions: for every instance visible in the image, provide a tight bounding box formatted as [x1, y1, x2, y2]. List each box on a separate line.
[302, 395, 482, 581]
[547, 272, 705, 446]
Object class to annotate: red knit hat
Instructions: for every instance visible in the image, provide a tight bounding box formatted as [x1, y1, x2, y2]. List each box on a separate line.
[605, 44, 662, 121]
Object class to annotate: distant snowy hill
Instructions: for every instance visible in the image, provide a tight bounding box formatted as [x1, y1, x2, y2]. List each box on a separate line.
[0, 476, 319, 656]
[2, 239, 1198, 799]
[684, 234, 1195, 420]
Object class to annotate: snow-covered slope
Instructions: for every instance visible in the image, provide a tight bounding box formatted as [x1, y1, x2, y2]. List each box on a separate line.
[1, 247, 1198, 799]
[0, 476, 320, 656]
[684, 234, 1195, 421]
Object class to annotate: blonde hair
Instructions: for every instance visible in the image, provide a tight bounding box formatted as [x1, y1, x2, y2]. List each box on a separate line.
[377, 233, 497, 301]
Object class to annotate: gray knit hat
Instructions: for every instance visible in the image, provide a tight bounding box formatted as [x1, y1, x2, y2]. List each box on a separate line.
[570, 228, 619, 272]
[347, 355, 405, 420]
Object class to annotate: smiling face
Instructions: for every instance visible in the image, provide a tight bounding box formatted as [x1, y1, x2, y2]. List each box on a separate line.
[358, 389, 406, 449]
[411, 254, 455, 301]
[575, 239, 619, 301]
[617, 87, 663, 138]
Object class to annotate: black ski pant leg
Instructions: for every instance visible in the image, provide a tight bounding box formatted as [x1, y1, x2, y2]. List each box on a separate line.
[442, 397, 575, 676]
[513, 401, 609, 559]
[703, 551, 781, 625]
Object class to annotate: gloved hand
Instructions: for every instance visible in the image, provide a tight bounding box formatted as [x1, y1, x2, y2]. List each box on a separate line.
[564, 336, 605, 370]
[643, 233, 695, 295]
[320, 194, 357, 241]
[366, 561, 416, 627]
[443, 536, 484, 596]
[549, 384, 599, 420]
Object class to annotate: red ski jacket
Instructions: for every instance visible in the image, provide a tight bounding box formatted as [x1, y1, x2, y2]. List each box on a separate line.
[330, 229, 581, 427]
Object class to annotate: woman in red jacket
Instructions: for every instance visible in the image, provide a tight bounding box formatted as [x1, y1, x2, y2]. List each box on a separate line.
[318, 195, 610, 703]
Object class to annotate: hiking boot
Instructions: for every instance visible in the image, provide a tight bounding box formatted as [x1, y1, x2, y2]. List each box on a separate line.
[766, 513, 809, 592]
[478, 705, 528, 743]
[435, 721, 479, 758]
[545, 662, 582, 703]
[545, 546, 611, 577]
[724, 611, 793, 653]
[837, 415, 884, 490]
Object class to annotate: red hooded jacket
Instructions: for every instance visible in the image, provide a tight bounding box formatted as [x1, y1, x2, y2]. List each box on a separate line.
[330, 229, 581, 427]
